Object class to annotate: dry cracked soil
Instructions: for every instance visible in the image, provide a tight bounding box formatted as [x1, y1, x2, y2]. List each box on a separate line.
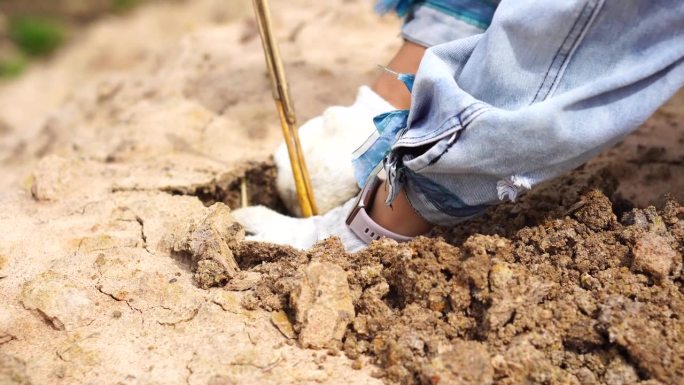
[1, 1, 683, 385]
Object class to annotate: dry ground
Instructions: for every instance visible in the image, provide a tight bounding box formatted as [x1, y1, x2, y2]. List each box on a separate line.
[0, 1, 682, 384]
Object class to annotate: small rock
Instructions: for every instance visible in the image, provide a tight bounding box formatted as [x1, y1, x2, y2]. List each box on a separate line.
[351, 358, 363, 370]
[271, 310, 296, 339]
[580, 272, 601, 290]
[642, 207, 668, 234]
[621, 209, 649, 229]
[421, 341, 493, 385]
[573, 287, 598, 316]
[211, 290, 243, 314]
[604, 356, 639, 385]
[195, 259, 232, 289]
[489, 263, 514, 290]
[290, 262, 355, 349]
[631, 232, 677, 281]
[20, 271, 94, 331]
[598, 295, 681, 384]
[486, 266, 553, 331]
[575, 367, 599, 385]
[176, 203, 244, 288]
[564, 318, 604, 351]
[572, 190, 617, 231]
[498, 339, 573, 384]
[30, 156, 75, 201]
[224, 271, 261, 291]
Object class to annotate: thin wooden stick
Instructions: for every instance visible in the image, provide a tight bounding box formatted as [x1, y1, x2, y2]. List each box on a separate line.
[240, 177, 249, 208]
[252, 0, 318, 217]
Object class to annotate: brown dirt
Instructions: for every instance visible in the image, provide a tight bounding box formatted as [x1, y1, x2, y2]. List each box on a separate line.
[1, 0, 682, 384]
[163, 160, 287, 212]
[233, 166, 684, 385]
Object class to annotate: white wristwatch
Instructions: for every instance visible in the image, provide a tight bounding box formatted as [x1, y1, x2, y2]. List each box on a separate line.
[345, 176, 412, 244]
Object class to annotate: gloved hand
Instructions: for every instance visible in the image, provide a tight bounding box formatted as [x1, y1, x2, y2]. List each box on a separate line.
[233, 86, 395, 252]
[232, 197, 366, 252]
[275, 86, 394, 216]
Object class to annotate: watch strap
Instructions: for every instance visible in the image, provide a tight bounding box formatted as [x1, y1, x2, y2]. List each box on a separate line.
[346, 177, 412, 244]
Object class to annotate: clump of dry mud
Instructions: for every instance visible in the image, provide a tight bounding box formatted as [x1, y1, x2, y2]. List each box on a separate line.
[232, 169, 683, 385]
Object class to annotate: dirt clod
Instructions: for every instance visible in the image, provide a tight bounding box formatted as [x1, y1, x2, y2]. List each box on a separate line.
[173, 203, 244, 288]
[421, 341, 493, 385]
[292, 261, 355, 349]
[271, 310, 296, 339]
[631, 232, 677, 281]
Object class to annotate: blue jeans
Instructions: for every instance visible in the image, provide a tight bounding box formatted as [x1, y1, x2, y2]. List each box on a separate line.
[365, 0, 684, 226]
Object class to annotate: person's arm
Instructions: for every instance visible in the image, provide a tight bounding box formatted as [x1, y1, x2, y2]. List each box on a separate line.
[369, 179, 433, 236]
[234, 0, 683, 252]
[367, 0, 504, 237]
[374, 0, 502, 109]
[373, 0, 684, 227]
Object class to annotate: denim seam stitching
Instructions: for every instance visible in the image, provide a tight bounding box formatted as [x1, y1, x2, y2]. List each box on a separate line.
[395, 102, 488, 144]
[409, 107, 489, 173]
[530, 3, 587, 103]
[531, 0, 602, 104]
[396, 117, 459, 144]
[543, 0, 603, 100]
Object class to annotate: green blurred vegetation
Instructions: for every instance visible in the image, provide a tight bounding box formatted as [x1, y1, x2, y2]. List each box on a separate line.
[0, 16, 66, 78]
[0, 56, 27, 78]
[0, 0, 149, 79]
[8, 16, 65, 57]
[112, 0, 140, 13]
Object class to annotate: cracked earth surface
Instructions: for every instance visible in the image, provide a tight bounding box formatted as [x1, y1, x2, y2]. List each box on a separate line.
[0, 0, 399, 384]
[1, 0, 683, 385]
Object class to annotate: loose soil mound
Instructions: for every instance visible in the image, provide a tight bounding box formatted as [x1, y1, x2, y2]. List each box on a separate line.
[236, 169, 684, 385]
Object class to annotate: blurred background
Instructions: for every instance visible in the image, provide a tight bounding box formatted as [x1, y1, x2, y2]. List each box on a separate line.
[0, 0, 401, 192]
[0, 0, 176, 78]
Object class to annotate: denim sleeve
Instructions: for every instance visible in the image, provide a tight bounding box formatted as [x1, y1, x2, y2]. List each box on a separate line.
[376, 1, 501, 46]
[386, 0, 684, 226]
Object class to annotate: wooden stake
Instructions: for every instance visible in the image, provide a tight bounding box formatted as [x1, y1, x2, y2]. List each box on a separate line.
[252, 0, 318, 217]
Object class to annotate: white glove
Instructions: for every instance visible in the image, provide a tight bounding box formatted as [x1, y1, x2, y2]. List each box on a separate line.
[232, 197, 365, 252]
[275, 86, 394, 216]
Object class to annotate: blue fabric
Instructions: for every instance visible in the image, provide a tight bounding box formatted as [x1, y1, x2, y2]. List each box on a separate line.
[406, 170, 489, 218]
[351, 74, 415, 188]
[375, 0, 420, 17]
[352, 110, 408, 187]
[376, 0, 500, 30]
[423, 0, 499, 29]
[358, 0, 684, 226]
